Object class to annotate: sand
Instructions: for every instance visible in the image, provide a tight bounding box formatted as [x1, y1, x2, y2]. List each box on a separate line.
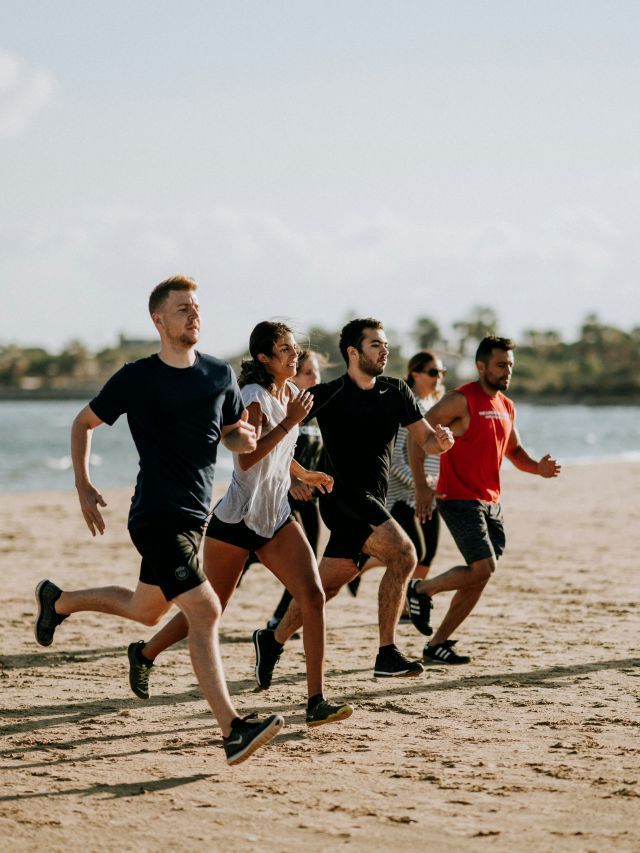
[1, 462, 639, 852]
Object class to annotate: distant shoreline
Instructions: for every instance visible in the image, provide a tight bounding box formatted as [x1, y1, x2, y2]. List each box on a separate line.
[2, 388, 640, 406]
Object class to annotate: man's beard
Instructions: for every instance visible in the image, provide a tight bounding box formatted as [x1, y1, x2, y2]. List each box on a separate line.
[484, 374, 509, 392]
[169, 328, 199, 348]
[358, 352, 384, 377]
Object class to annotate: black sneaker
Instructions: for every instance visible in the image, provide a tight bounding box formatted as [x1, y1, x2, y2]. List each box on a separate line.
[373, 645, 424, 678]
[128, 641, 153, 699]
[253, 629, 284, 689]
[306, 698, 354, 727]
[34, 580, 67, 646]
[347, 576, 361, 597]
[406, 579, 433, 636]
[423, 640, 471, 665]
[223, 713, 284, 766]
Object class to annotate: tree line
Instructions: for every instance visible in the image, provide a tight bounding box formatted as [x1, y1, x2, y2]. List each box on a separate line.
[1, 309, 639, 403]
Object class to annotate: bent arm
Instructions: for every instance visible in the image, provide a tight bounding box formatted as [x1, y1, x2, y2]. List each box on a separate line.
[236, 402, 293, 471]
[221, 410, 257, 454]
[406, 417, 455, 456]
[506, 427, 562, 478]
[290, 458, 333, 494]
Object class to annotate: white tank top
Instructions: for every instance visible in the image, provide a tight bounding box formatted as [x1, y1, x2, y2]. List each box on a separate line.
[213, 381, 298, 538]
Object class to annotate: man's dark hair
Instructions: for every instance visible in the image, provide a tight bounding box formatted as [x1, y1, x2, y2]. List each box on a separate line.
[475, 336, 516, 365]
[148, 275, 197, 315]
[339, 318, 384, 365]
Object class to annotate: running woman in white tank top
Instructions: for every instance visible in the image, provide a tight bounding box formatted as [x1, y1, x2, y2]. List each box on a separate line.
[138, 321, 353, 729]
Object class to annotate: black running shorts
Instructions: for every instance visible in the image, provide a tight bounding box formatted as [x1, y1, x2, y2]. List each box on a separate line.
[319, 490, 392, 568]
[436, 499, 505, 565]
[128, 516, 206, 601]
[205, 512, 295, 552]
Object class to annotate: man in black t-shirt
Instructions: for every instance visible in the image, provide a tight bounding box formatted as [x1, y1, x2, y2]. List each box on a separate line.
[252, 318, 455, 682]
[33, 275, 284, 766]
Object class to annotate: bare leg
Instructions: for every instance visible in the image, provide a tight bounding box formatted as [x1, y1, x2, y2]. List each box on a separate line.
[142, 537, 248, 662]
[173, 582, 237, 737]
[56, 581, 171, 627]
[274, 556, 358, 645]
[258, 521, 326, 697]
[417, 557, 495, 644]
[416, 557, 495, 596]
[362, 519, 417, 646]
[429, 582, 488, 645]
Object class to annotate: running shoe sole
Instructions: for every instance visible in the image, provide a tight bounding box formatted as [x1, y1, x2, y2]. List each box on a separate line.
[226, 715, 285, 766]
[34, 579, 56, 646]
[306, 704, 354, 728]
[373, 664, 424, 678]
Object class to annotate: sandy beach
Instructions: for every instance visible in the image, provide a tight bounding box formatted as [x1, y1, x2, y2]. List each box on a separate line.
[1, 462, 639, 851]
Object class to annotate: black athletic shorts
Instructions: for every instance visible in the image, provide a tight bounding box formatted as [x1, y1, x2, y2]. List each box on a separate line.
[205, 512, 295, 552]
[319, 490, 392, 569]
[437, 499, 505, 565]
[389, 500, 440, 567]
[128, 516, 206, 601]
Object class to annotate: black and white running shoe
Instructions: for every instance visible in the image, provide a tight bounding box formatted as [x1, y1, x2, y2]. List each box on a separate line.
[373, 645, 424, 678]
[253, 628, 284, 689]
[423, 640, 470, 665]
[223, 713, 284, 765]
[406, 579, 433, 636]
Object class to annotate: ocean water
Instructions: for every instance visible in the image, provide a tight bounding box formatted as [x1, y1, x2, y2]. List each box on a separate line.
[1, 400, 640, 493]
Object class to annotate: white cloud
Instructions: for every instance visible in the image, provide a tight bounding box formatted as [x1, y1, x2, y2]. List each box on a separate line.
[0, 50, 58, 139]
[1, 202, 639, 353]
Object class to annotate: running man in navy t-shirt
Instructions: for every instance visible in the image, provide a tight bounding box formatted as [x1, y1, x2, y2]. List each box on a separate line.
[33, 275, 284, 766]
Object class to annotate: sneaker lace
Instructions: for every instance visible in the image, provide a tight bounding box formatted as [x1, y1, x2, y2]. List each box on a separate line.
[137, 661, 152, 687]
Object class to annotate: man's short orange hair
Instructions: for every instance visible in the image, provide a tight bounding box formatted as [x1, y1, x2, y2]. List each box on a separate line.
[148, 275, 197, 315]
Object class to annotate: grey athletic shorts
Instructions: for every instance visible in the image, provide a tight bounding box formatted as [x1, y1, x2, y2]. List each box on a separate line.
[437, 499, 505, 565]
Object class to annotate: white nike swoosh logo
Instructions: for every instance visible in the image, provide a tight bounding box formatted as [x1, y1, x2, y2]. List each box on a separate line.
[380, 389, 388, 394]
[226, 735, 244, 746]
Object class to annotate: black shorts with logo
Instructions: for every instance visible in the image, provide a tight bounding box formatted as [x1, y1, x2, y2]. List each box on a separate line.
[319, 490, 392, 569]
[129, 515, 206, 601]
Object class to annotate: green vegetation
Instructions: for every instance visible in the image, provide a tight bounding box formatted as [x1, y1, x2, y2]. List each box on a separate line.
[2, 312, 639, 403]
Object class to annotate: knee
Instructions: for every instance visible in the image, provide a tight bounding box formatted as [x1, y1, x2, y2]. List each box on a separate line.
[470, 558, 496, 584]
[139, 608, 166, 627]
[392, 540, 417, 578]
[297, 582, 326, 611]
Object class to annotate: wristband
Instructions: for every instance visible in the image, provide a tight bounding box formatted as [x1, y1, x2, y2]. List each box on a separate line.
[277, 422, 289, 434]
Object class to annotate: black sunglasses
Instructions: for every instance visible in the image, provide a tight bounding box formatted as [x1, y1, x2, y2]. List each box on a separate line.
[422, 367, 446, 377]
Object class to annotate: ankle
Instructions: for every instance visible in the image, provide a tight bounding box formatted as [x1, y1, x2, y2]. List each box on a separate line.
[136, 644, 154, 666]
[306, 693, 324, 712]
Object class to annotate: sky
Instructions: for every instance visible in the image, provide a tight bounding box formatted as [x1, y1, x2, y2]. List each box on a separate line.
[1, 0, 639, 357]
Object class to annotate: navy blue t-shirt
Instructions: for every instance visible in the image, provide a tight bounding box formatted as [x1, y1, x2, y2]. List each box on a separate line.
[89, 352, 244, 528]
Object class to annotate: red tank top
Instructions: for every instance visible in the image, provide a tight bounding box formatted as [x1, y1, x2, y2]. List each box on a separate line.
[437, 381, 515, 503]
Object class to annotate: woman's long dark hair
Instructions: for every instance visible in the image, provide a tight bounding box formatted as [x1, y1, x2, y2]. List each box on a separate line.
[405, 350, 437, 389]
[238, 321, 293, 389]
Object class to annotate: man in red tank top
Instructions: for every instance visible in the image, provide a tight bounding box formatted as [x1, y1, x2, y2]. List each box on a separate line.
[405, 336, 561, 664]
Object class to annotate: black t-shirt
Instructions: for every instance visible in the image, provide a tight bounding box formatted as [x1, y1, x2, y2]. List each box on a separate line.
[294, 420, 323, 472]
[89, 352, 244, 527]
[308, 374, 422, 503]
